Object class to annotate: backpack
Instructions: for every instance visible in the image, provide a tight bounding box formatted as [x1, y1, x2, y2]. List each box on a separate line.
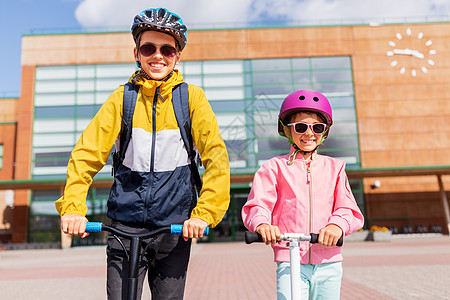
[112, 82, 202, 194]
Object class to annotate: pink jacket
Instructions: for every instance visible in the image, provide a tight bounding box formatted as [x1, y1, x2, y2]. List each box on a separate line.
[242, 147, 364, 264]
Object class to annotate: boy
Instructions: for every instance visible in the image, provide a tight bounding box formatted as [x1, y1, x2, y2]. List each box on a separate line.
[56, 8, 230, 299]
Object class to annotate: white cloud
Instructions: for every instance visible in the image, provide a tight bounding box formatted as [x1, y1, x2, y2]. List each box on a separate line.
[75, 0, 450, 30]
[75, 0, 253, 29]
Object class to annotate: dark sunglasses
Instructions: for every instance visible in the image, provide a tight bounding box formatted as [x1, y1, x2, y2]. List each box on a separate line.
[139, 43, 177, 58]
[287, 122, 327, 134]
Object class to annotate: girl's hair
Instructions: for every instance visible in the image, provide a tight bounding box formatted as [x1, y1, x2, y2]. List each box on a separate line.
[284, 110, 327, 125]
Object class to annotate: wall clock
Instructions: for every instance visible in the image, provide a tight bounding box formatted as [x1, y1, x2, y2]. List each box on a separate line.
[386, 28, 437, 76]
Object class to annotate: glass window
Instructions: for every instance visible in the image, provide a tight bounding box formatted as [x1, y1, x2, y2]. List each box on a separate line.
[33, 133, 75, 147]
[35, 93, 76, 107]
[312, 70, 353, 82]
[35, 106, 75, 118]
[0, 144, 3, 169]
[252, 59, 291, 71]
[76, 105, 97, 117]
[96, 78, 124, 92]
[203, 74, 244, 87]
[292, 58, 310, 70]
[252, 72, 292, 85]
[76, 92, 96, 105]
[253, 85, 292, 99]
[293, 71, 312, 83]
[311, 56, 350, 69]
[76, 118, 92, 132]
[311, 83, 354, 93]
[249, 56, 359, 168]
[35, 80, 76, 93]
[203, 61, 243, 74]
[32, 57, 359, 179]
[210, 100, 245, 112]
[77, 65, 95, 78]
[35, 66, 76, 80]
[217, 113, 246, 140]
[183, 75, 202, 86]
[204, 88, 244, 101]
[181, 62, 202, 75]
[77, 79, 95, 92]
[34, 119, 75, 133]
[96, 64, 136, 78]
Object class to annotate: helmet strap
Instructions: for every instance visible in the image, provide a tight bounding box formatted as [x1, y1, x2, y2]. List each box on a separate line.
[281, 119, 330, 165]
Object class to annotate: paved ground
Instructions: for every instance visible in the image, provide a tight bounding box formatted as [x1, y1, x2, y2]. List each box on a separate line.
[1, 235, 450, 299]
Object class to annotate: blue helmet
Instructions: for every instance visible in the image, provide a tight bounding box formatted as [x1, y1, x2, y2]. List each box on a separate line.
[132, 8, 187, 50]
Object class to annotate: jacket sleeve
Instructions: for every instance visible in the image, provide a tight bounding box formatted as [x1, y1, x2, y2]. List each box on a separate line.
[241, 161, 278, 232]
[328, 162, 365, 236]
[55, 87, 123, 216]
[187, 85, 230, 227]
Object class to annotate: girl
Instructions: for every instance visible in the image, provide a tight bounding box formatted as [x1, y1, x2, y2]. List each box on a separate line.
[242, 90, 364, 299]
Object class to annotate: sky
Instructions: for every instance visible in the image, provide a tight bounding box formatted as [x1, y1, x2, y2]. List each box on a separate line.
[1, 0, 449, 97]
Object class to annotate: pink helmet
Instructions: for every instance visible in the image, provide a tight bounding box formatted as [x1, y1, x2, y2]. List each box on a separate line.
[278, 90, 333, 138]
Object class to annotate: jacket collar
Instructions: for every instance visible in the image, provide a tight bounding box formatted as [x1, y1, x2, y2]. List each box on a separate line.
[288, 145, 319, 162]
[128, 69, 185, 99]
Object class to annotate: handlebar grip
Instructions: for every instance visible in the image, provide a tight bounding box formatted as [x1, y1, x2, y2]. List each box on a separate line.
[85, 222, 103, 233]
[310, 233, 344, 247]
[245, 231, 344, 247]
[170, 224, 209, 236]
[245, 231, 264, 244]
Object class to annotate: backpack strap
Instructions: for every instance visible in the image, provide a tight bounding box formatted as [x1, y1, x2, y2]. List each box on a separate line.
[112, 83, 139, 173]
[172, 83, 203, 194]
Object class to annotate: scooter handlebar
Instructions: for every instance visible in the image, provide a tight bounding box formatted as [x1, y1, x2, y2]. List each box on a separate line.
[245, 231, 343, 247]
[85, 222, 209, 236]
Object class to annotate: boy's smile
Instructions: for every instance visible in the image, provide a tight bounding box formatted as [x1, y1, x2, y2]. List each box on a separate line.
[135, 30, 181, 80]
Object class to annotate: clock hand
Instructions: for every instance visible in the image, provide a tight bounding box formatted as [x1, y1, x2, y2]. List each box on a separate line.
[392, 48, 424, 58]
[411, 50, 424, 59]
[393, 48, 413, 55]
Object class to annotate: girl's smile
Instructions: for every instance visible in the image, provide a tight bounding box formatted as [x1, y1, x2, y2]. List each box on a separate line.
[286, 112, 325, 159]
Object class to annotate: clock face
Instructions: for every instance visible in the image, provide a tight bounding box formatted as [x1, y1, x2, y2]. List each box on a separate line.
[386, 28, 437, 76]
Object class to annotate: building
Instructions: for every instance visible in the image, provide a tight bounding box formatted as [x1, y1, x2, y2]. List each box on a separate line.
[1, 20, 449, 244]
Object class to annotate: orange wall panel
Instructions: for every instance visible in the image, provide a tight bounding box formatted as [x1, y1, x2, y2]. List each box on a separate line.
[0, 124, 16, 180]
[15, 66, 35, 180]
[0, 99, 17, 123]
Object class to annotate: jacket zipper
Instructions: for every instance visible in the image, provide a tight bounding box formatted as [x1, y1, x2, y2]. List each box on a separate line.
[143, 86, 160, 223]
[307, 162, 312, 264]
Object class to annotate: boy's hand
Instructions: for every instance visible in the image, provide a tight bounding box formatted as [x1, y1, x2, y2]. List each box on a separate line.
[318, 224, 342, 247]
[256, 224, 281, 245]
[61, 214, 89, 238]
[182, 218, 208, 241]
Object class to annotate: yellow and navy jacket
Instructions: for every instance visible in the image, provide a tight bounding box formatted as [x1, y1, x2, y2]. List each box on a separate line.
[55, 70, 230, 227]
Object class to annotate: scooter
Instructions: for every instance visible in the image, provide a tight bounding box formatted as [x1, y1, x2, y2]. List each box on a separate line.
[85, 222, 209, 300]
[245, 231, 343, 300]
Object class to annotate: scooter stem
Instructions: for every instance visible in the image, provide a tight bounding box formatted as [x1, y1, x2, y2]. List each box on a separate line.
[289, 239, 302, 300]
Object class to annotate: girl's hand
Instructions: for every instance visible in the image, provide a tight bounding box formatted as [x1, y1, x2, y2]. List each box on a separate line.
[318, 224, 343, 247]
[256, 224, 281, 245]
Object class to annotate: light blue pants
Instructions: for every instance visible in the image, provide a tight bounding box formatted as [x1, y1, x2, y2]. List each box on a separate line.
[276, 261, 342, 300]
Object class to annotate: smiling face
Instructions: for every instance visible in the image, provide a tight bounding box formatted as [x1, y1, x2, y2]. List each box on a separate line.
[134, 30, 181, 80]
[285, 111, 325, 160]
